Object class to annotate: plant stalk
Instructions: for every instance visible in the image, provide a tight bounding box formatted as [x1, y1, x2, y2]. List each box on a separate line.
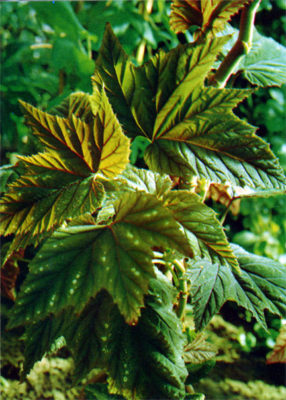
[211, 0, 261, 88]
[173, 260, 188, 320]
[136, 0, 154, 64]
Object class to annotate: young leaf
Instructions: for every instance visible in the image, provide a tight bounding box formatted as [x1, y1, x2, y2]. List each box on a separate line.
[50, 91, 94, 122]
[170, 0, 250, 36]
[163, 190, 239, 270]
[19, 88, 130, 178]
[7, 191, 192, 328]
[0, 88, 130, 248]
[106, 274, 188, 400]
[184, 333, 216, 364]
[94, 24, 228, 140]
[94, 24, 142, 138]
[187, 245, 286, 330]
[0, 162, 105, 238]
[150, 36, 230, 135]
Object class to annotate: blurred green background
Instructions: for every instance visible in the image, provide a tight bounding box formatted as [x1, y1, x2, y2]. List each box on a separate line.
[1, 1, 286, 398]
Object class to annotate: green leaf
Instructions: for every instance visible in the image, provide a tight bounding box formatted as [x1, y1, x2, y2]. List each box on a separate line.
[95, 26, 286, 190]
[185, 394, 205, 400]
[20, 275, 188, 399]
[240, 29, 286, 87]
[187, 258, 234, 330]
[230, 244, 286, 327]
[145, 87, 286, 190]
[93, 24, 142, 138]
[51, 38, 95, 79]
[106, 274, 188, 400]
[185, 360, 216, 385]
[170, 0, 250, 36]
[85, 383, 125, 400]
[21, 291, 113, 381]
[31, 1, 86, 42]
[94, 24, 228, 139]
[0, 165, 17, 193]
[22, 310, 70, 377]
[119, 164, 173, 199]
[163, 190, 239, 270]
[219, 26, 286, 87]
[8, 191, 192, 328]
[63, 292, 114, 380]
[183, 333, 216, 364]
[187, 245, 286, 330]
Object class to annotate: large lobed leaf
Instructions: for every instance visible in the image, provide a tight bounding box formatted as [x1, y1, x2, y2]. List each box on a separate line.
[106, 274, 188, 400]
[118, 166, 239, 270]
[20, 276, 188, 399]
[170, 0, 251, 36]
[0, 89, 130, 250]
[95, 24, 286, 192]
[7, 191, 192, 328]
[187, 244, 286, 330]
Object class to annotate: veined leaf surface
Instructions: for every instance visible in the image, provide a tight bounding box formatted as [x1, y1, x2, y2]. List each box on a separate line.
[107, 275, 188, 400]
[20, 276, 188, 398]
[183, 333, 216, 364]
[0, 88, 130, 245]
[145, 88, 286, 190]
[94, 23, 228, 141]
[118, 165, 173, 199]
[8, 192, 192, 328]
[94, 24, 142, 138]
[164, 190, 238, 270]
[170, 0, 250, 36]
[240, 29, 286, 87]
[0, 158, 105, 239]
[187, 245, 286, 330]
[50, 91, 94, 122]
[219, 26, 286, 87]
[95, 25, 286, 191]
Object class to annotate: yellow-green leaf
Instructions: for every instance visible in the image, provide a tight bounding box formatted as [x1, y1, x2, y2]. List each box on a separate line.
[170, 0, 251, 36]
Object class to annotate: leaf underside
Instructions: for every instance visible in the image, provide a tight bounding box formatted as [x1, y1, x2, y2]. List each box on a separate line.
[187, 244, 286, 330]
